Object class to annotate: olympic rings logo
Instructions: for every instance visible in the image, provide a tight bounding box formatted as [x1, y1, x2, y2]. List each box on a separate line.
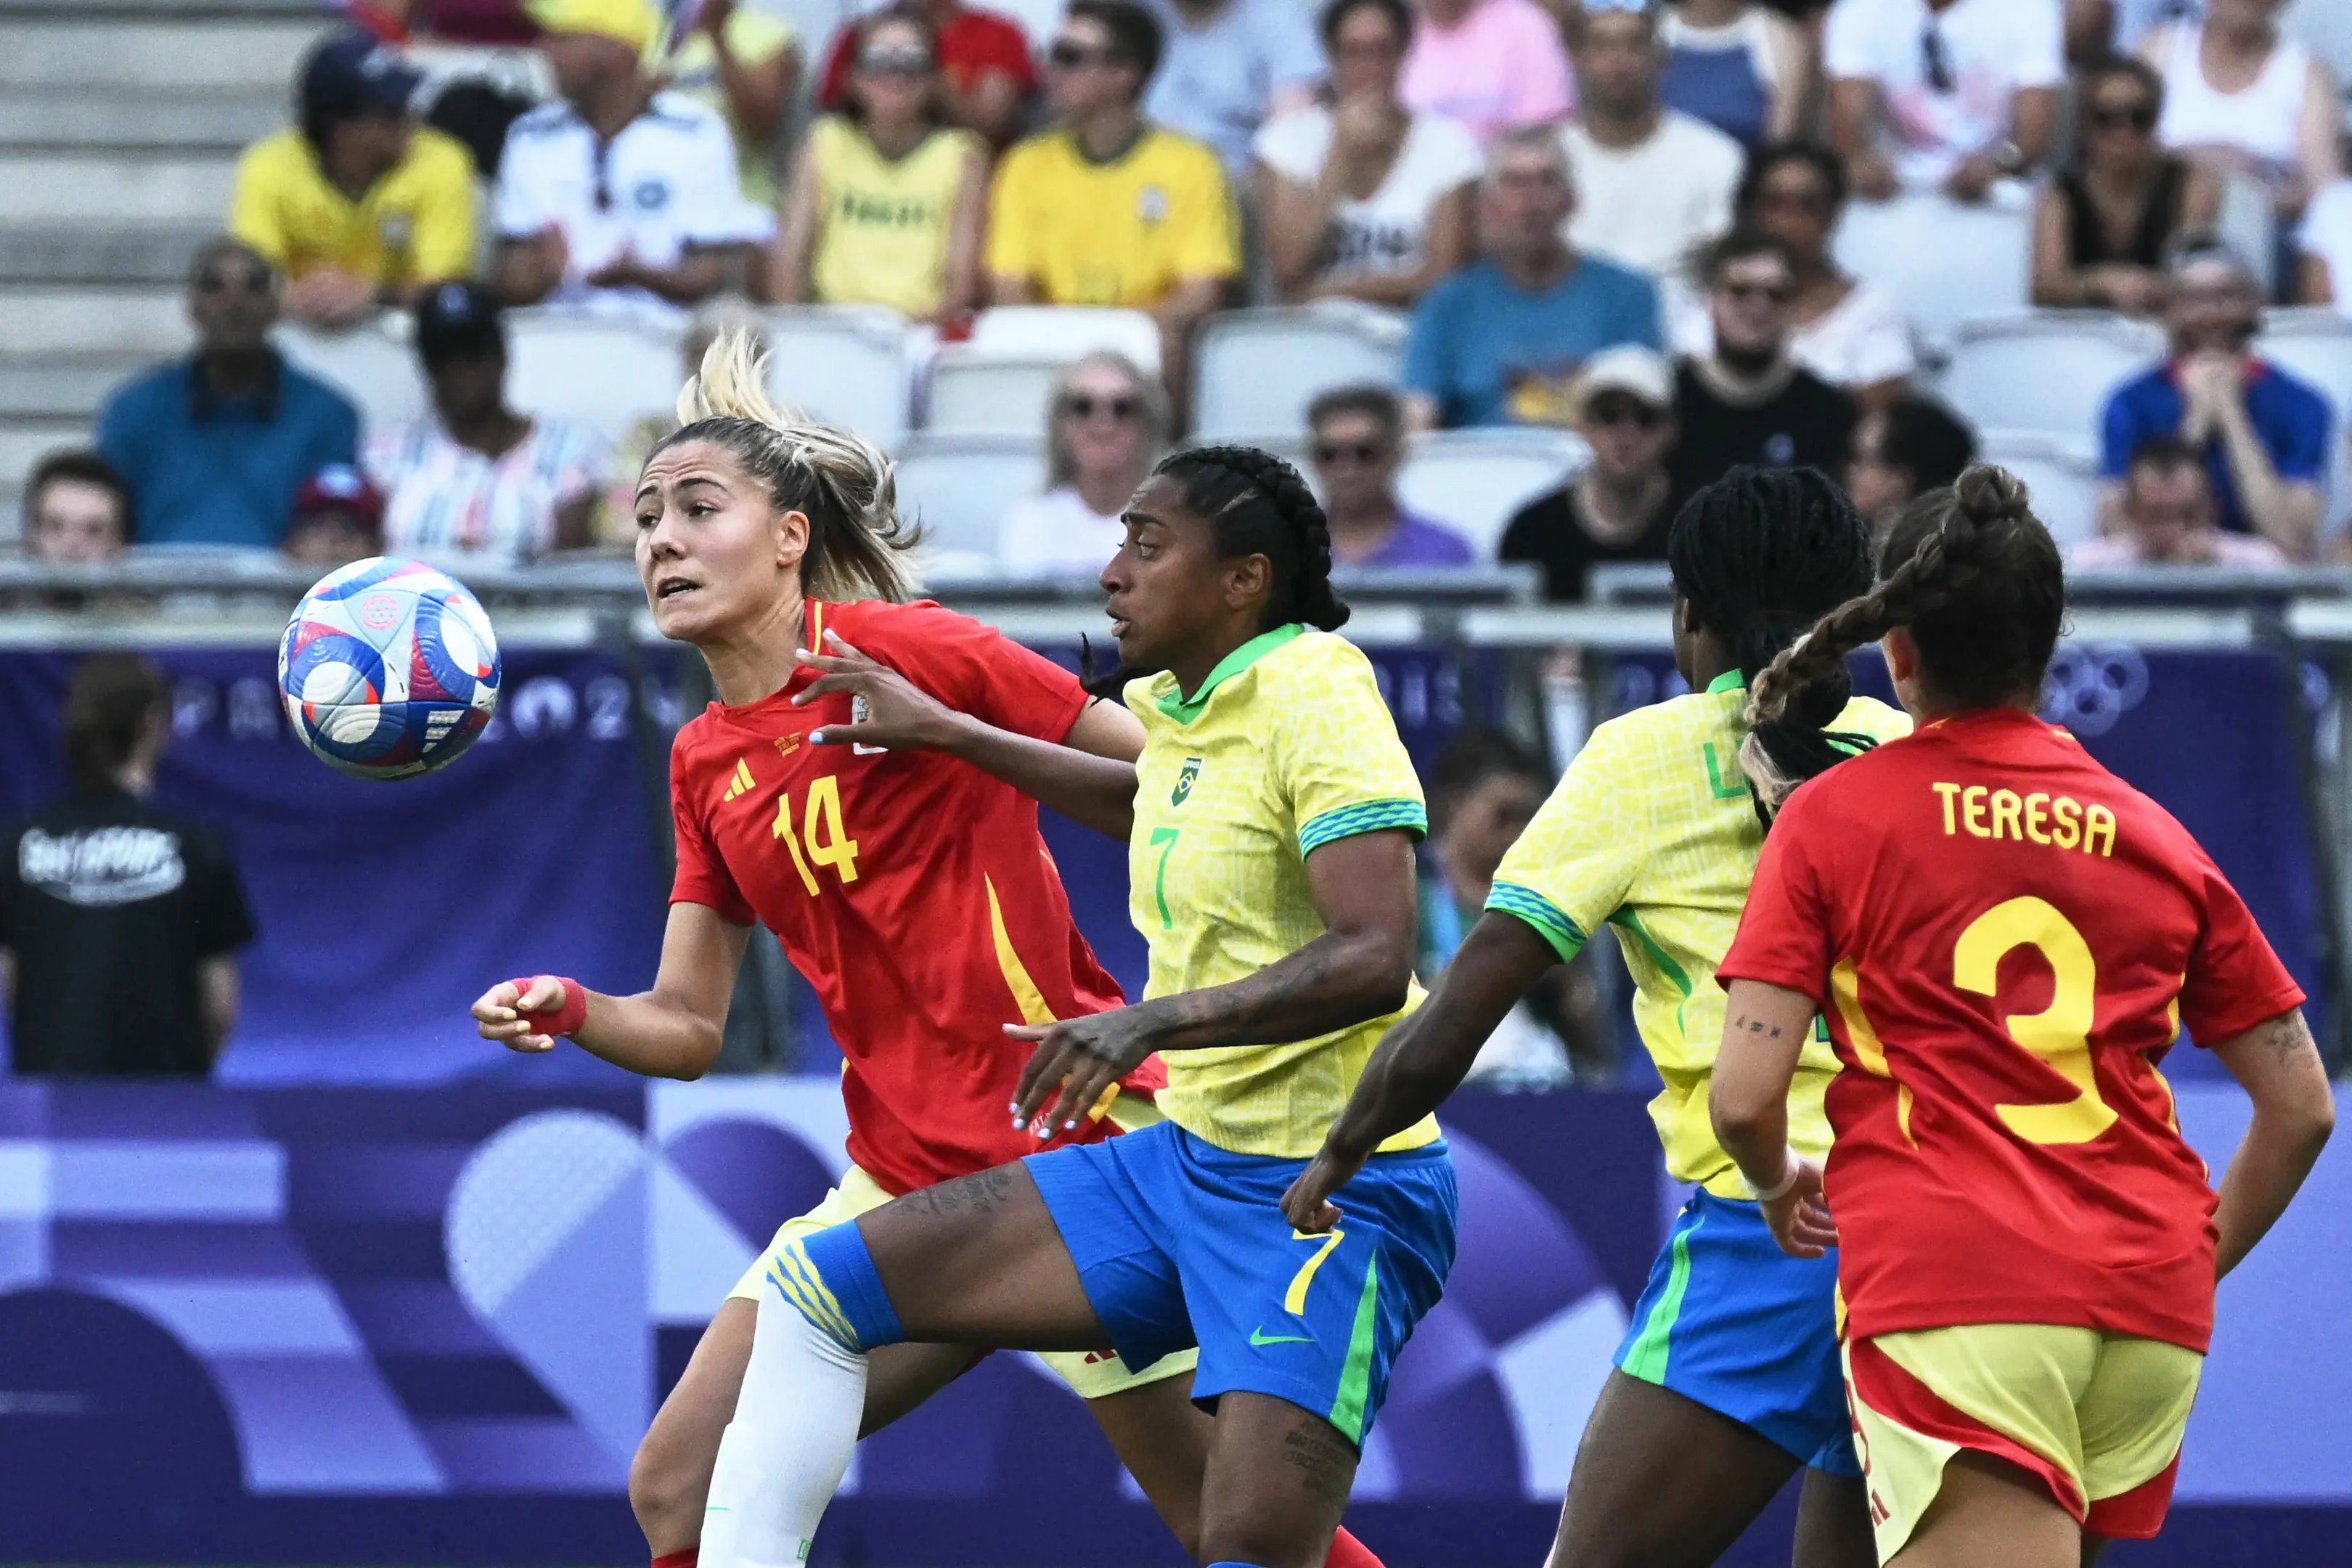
[2039, 643, 2149, 738]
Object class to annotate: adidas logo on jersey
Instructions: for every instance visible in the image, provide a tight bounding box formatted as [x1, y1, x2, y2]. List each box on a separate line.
[722, 758, 756, 802]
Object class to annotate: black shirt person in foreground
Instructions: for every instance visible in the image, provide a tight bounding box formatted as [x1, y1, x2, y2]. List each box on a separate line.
[0, 655, 256, 1076]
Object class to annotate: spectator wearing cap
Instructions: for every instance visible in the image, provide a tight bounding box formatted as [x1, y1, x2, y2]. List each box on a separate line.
[1825, 0, 2059, 202]
[283, 465, 388, 569]
[2073, 436, 2292, 568]
[1397, 0, 1572, 146]
[23, 452, 128, 566]
[1138, 0, 1325, 177]
[364, 283, 613, 562]
[97, 240, 360, 550]
[1254, 0, 1482, 309]
[1669, 227, 1858, 497]
[1402, 126, 1661, 430]
[1309, 386, 1475, 565]
[231, 30, 477, 331]
[987, 1, 1239, 412]
[1845, 393, 1975, 533]
[495, 0, 764, 313]
[1558, 3, 1743, 282]
[1499, 345, 1682, 600]
[814, 0, 1037, 149]
[2097, 240, 2330, 558]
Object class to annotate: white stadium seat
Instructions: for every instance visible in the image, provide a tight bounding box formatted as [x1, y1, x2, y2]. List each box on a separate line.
[1395, 428, 1588, 558]
[2255, 309, 2352, 530]
[763, 306, 912, 452]
[1191, 304, 1410, 444]
[2216, 173, 2279, 295]
[277, 320, 429, 432]
[1977, 429, 2100, 546]
[965, 306, 1161, 372]
[892, 433, 1049, 563]
[1832, 193, 2031, 356]
[1938, 311, 2163, 444]
[505, 309, 684, 444]
[926, 308, 1164, 438]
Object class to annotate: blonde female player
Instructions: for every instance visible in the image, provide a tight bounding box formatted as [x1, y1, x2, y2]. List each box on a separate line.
[1712, 467, 2335, 1567]
[469, 335, 1387, 1568]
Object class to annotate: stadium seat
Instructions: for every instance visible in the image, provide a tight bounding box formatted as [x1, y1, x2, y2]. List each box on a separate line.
[964, 306, 1161, 372]
[505, 309, 684, 444]
[1191, 303, 1410, 444]
[1395, 428, 1588, 558]
[1939, 311, 2163, 444]
[926, 309, 1164, 438]
[277, 320, 430, 432]
[1832, 193, 2031, 356]
[892, 432, 1048, 564]
[763, 306, 913, 452]
[2255, 309, 2352, 529]
[2216, 173, 2279, 295]
[1977, 429, 2100, 545]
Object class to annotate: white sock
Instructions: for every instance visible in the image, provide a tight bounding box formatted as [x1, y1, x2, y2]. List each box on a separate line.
[702, 1289, 869, 1568]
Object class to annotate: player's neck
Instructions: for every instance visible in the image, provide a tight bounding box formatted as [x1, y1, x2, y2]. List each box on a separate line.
[699, 595, 809, 707]
[1167, 617, 1267, 701]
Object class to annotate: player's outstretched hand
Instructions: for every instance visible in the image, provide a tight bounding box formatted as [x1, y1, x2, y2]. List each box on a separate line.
[794, 631, 966, 752]
[473, 975, 565, 1053]
[1280, 1139, 1367, 1235]
[1008, 1006, 1161, 1138]
[1760, 1157, 1837, 1259]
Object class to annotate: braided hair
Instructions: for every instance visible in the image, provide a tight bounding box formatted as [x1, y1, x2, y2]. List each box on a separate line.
[1667, 466, 1878, 827]
[1742, 464, 2065, 814]
[1154, 444, 1350, 633]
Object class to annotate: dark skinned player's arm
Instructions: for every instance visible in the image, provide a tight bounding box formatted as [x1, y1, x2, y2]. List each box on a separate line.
[1013, 828, 1422, 1129]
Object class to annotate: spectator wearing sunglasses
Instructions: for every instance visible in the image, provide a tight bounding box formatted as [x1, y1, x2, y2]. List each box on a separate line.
[1668, 227, 1858, 496]
[813, 0, 1037, 149]
[231, 30, 476, 331]
[997, 352, 1169, 579]
[494, 0, 764, 314]
[94, 239, 359, 550]
[2033, 54, 2220, 314]
[772, 10, 986, 322]
[987, 1, 1239, 415]
[1254, 0, 1482, 309]
[1498, 345, 1682, 600]
[1824, 0, 2060, 201]
[1308, 385, 1475, 566]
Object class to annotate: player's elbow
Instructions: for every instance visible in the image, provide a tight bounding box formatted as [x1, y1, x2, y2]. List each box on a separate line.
[1340, 926, 1417, 1019]
[2276, 1080, 2336, 1158]
[1707, 1082, 1773, 1156]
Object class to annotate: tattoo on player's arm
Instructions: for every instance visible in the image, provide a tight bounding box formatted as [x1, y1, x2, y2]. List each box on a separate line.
[1732, 1013, 1784, 1040]
[2261, 1010, 2318, 1067]
[1280, 1421, 1355, 1508]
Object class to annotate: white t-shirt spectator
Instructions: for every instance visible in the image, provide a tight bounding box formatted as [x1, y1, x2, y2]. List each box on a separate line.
[997, 487, 1127, 579]
[494, 92, 769, 314]
[1558, 112, 1744, 279]
[2298, 179, 2352, 308]
[366, 417, 614, 564]
[1824, 0, 2063, 189]
[1670, 277, 1919, 391]
[1253, 107, 1484, 284]
[1143, 0, 1325, 173]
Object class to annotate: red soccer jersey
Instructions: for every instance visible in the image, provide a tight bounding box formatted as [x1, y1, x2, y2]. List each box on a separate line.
[817, 7, 1036, 123]
[1720, 709, 2304, 1354]
[668, 598, 1156, 1194]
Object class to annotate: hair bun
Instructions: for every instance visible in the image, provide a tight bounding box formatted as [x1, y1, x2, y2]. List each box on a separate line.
[1953, 463, 2031, 528]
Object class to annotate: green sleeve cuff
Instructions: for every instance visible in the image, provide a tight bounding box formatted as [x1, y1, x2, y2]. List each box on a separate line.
[1485, 881, 1588, 963]
[1298, 797, 1429, 856]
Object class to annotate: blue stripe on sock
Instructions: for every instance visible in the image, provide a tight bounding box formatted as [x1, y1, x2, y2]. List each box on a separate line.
[796, 1218, 905, 1350]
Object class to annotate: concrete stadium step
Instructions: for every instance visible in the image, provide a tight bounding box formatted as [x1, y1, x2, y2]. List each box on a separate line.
[0, 286, 191, 358]
[0, 17, 326, 89]
[0, 152, 237, 224]
[0, 88, 281, 152]
[0, 356, 150, 420]
[0, 226, 216, 286]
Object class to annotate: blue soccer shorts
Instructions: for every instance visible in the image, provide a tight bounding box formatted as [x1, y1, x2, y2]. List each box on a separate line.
[1026, 1119, 1458, 1447]
[1614, 1188, 1859, 1476]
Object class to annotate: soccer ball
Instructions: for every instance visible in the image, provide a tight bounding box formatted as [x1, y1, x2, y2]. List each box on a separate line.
[279, 557, 502, 780]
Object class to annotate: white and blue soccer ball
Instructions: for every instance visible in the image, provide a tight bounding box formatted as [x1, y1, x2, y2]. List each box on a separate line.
[279, 557, 502, 780]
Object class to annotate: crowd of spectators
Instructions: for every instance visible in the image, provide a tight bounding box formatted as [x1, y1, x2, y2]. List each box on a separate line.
[17, 0, 2352, 586]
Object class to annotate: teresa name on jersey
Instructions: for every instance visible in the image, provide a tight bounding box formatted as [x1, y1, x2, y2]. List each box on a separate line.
[1931, 781, 2118, 856]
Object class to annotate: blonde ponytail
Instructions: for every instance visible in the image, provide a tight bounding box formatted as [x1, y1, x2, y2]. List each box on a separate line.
[657, 326, 918, 603]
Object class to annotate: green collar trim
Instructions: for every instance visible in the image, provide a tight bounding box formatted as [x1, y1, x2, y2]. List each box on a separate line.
[1705, 670, 1747, 695]
[1156, 623, 1305, 722]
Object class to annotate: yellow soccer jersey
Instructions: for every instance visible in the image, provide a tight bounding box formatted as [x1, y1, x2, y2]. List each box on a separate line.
[232, 126, 477, 290]
[1487, 671, 1911, 1197]
[1126, 624, 1439, 1158]
[984, 125, 1239, 308]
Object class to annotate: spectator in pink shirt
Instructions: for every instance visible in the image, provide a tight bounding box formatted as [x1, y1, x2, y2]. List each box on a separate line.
[2068, 437, 2290, 568]
[1399, 0, 1572, 144]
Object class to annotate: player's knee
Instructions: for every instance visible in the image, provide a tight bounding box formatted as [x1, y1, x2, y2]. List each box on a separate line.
[627, 1426, 705, 1542]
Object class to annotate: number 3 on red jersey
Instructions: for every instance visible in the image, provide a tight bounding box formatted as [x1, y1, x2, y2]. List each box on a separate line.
[772, 775, 861, 895]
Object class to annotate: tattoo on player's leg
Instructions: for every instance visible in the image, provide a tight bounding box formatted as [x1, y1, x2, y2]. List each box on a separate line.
[1281, 1421, 1353, 1508]
[912, 1167, 1020, 1217]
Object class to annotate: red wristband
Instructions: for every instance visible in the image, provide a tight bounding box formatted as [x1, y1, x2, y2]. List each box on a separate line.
[508, 975, 589, 1040]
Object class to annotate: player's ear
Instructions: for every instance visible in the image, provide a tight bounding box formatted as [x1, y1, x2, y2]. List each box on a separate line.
[1882, 626, 1919, 685]
[772, 507, 812, 576]
[1224, 552, 1273, 616]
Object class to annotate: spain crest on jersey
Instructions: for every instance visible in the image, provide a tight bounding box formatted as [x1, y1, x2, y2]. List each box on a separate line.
[1172, 756, 1203, 807]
